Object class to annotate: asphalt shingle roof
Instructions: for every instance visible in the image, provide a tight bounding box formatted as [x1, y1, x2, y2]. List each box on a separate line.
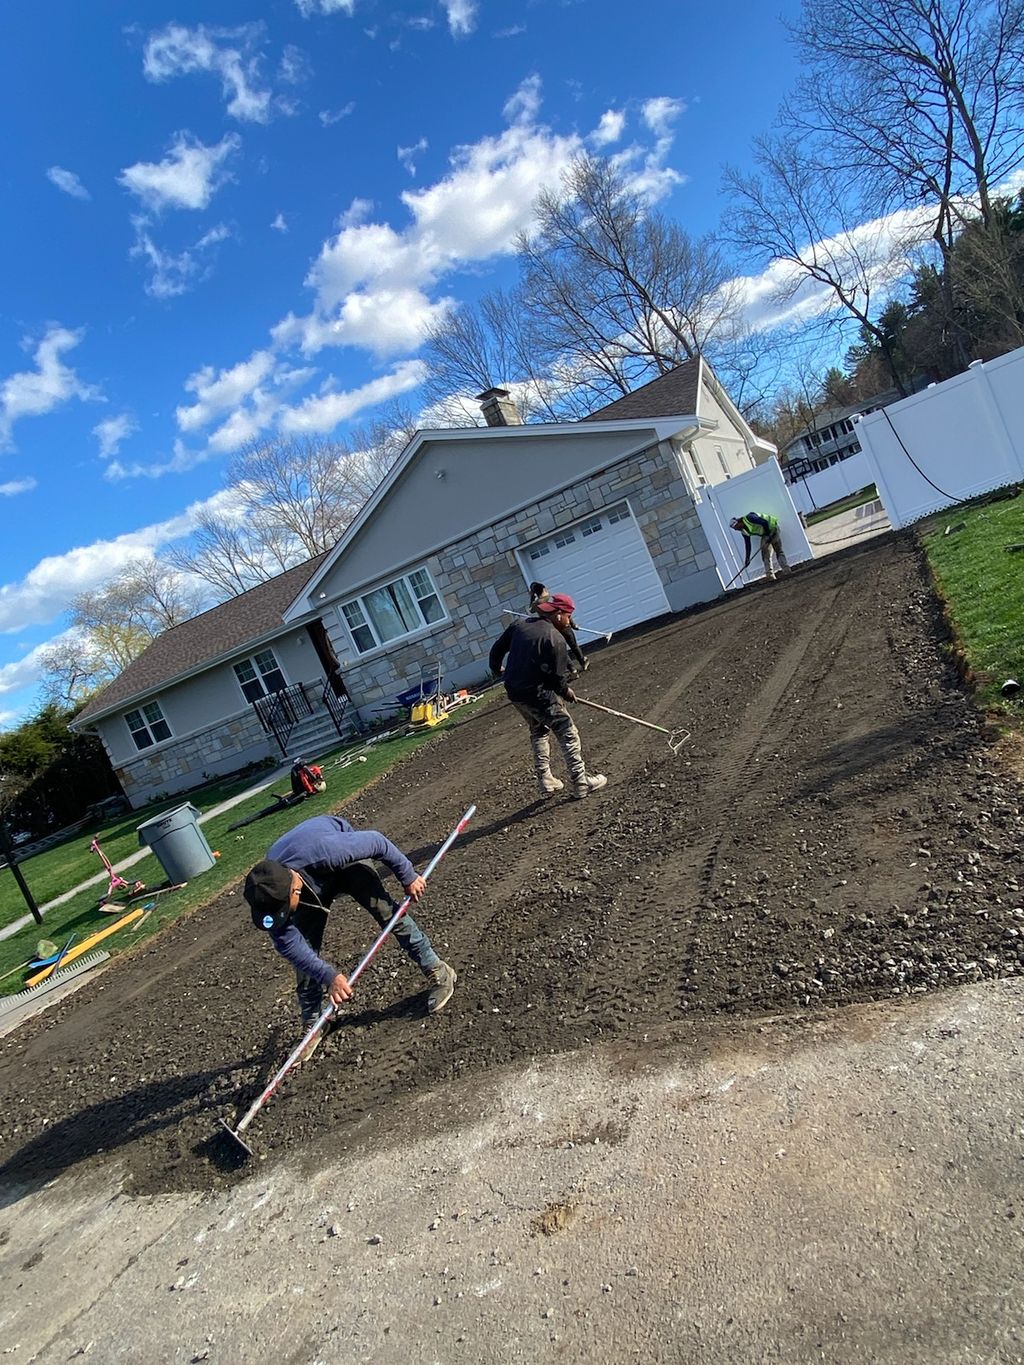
[74, 552, 329, 724]
[76, 364, 708, 727]
[581, 358, 702, 422]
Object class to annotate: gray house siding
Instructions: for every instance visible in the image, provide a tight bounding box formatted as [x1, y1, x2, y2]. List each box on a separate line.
[95, 625, 327, 808]
[324, 438, 717, 716]
[303, 427, 657, 606]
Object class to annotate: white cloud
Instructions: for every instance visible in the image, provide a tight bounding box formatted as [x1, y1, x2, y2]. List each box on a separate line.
[119, 132, 240, 213]
[129, 218, 231, 298]
[0, 498, 210, 634]
[143, 23, 272, 123]
[176, 350, 276, 432]
[0, 478, 36, 497]
[442, 0, 477, 36]
[0, 635, 75, 698]
[291, 79, 581, 357]
[271, 212, 288, 233]
[730, 204, 937, 334]
[46, 166, 90, 200]
[642, 96, 686, 138]
[278, 360, 426, 434]
[0, 326, 100, 450]
[319, 103, 356, 126]
[93, 413, 137, 458]
[503, 73, 542, 125]
[279, 44, 311, 84]
[105, 438, 214, 481]
[296, 0, 355, 15]
[398, 138, 428, 176]
[495, 25, 526, 38]
[591, 110, 625, 147]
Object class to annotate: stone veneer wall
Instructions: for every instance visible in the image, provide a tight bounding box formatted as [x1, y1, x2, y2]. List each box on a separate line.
[327, 439, 716, 714]
[110, 706, 274, 809]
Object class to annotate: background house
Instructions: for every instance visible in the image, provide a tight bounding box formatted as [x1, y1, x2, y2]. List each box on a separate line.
[72, 359, 808, 808]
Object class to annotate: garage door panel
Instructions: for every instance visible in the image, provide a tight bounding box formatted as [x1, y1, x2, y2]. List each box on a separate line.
[520, 503, 669, 634]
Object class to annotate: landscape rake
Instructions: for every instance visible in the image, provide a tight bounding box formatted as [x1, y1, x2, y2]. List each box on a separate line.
[217, 804, 476, 1160]
[575, 696, 690, 754]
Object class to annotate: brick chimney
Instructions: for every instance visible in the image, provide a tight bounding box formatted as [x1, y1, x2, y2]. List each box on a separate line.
[476, 386, 522, 427]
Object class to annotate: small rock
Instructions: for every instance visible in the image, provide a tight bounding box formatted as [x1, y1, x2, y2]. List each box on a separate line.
[368, 1234, 383, 1246]
[328, 1223, 342, 1238]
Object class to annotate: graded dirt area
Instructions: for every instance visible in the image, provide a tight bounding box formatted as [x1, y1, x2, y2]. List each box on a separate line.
[1, 533, 1021, 1205]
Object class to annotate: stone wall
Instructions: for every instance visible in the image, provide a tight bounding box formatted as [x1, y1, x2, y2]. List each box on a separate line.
[325, 439, 715, 715]
[110, 707, 274, 809]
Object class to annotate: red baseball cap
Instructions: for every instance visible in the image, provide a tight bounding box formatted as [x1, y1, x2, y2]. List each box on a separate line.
[536, 593, 575, 615]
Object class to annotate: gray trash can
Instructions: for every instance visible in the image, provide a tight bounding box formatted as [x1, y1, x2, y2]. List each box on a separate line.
[136, 803, 215, 884]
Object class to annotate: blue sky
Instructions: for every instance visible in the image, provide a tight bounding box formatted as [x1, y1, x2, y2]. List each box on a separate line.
[0, 0, 806, 727]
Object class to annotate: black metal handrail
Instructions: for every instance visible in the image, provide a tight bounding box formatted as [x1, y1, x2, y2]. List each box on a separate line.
[321, 678, 353, 738]
[253, 682, 314, 756]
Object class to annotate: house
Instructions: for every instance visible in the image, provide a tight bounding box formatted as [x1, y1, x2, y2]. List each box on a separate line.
[72, 358, 791, 809]
[781, 388, 904, 484]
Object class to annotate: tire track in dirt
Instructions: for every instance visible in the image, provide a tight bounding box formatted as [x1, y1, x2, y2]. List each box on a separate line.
[2, 536, 1023, 1197]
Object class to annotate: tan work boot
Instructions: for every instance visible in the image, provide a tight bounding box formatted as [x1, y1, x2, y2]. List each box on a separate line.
[538, 775, 564, 797]
[572, 774, 607, 799]
[425, 961, 457, 1014]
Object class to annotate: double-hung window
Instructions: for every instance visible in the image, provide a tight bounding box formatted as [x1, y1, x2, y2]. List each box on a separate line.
[125, 701, 171, 751]
[341, 568, 445, 654]
[233, 649, 287, 703]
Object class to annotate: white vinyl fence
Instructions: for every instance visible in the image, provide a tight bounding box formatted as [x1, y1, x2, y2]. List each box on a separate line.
[695, 458, 813, 590]
[786, 449, 876, 517]
[856, 346, 1024, 529]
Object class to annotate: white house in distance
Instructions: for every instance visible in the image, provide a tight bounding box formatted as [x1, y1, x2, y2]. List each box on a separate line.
[72, 359, 796, 808]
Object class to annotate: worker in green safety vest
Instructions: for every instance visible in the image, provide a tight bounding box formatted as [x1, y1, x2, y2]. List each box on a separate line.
[729, 512, 791, 581]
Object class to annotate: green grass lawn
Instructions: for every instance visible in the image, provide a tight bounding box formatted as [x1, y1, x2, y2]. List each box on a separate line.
[921, 492, 1024, 713]
[804, 484, 879, 526]
[0, 715, 478, 995]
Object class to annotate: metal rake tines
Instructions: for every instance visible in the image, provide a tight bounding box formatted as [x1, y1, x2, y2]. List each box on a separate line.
[667, 727, 691, 755]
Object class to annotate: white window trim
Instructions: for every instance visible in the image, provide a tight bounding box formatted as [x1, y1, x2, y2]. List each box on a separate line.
[339, 567, 448, 657]
[232, 647, 289, 703]
[124, 700, 173, 753]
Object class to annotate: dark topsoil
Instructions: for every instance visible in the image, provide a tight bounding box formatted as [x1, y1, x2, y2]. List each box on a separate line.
[1, 535, 1021, 1199]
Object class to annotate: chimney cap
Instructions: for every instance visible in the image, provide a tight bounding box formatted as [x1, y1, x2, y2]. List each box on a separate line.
[475, 386, 511, 401]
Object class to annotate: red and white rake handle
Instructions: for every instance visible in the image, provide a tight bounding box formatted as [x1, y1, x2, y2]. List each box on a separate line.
[220, 804, 476, 1156]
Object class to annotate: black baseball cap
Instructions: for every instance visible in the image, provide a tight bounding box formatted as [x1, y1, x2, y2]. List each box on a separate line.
[243, 859, 295, 932]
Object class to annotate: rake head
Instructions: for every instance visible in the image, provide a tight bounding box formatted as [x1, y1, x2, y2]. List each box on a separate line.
[667, 728, 691, 755]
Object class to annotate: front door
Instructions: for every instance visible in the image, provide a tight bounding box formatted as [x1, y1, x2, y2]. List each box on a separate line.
[306, 619, 348, 698]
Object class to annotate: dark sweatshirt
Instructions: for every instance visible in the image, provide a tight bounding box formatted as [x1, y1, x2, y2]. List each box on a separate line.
[489, 616, 574, 702]
[266, 815, 416, 988]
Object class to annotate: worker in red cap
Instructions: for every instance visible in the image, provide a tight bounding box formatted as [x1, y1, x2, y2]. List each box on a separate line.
[489, 591, 607, 800]
[528, 581, 587, 674]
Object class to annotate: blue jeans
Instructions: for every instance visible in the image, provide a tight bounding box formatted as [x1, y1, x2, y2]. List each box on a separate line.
[293, 861, 441, 1023]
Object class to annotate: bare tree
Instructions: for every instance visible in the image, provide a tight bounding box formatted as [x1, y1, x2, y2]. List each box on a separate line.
[37, 638, 112, 708]
[167, 420, 413, 598]
[36, 560, 206, 705]
[725, 138, 924, 394]
[790, 0, 1024, 231]
[425, 155, 762, 421]
[771, 0, 1024, 365]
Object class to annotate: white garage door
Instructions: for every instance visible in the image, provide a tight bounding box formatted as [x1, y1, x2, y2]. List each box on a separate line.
[520, 501, 670, 634]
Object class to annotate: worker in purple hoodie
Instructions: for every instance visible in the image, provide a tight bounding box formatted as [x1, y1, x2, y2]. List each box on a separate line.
[243, 814, 456, 1061]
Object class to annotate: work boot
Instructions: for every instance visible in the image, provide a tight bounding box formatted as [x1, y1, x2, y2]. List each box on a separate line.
[538, 776, 564, 797]
[572, 774, 607, 799]
[424, 960, 457, 1014]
